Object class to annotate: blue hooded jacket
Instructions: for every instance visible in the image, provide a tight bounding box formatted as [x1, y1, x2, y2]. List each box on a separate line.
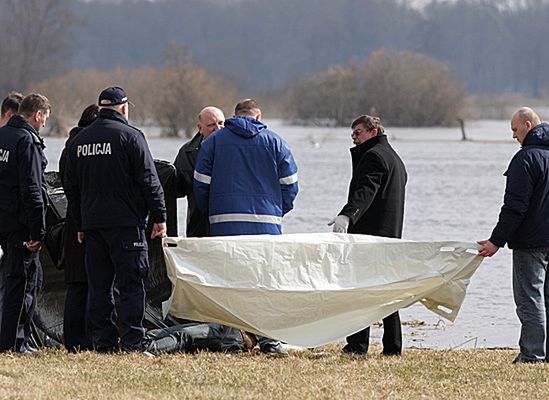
[193, 116, 298, 236]
[490, 122, 549, 249]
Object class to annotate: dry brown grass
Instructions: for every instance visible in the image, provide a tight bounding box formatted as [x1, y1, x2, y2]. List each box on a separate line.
[0, 345, 547, 399]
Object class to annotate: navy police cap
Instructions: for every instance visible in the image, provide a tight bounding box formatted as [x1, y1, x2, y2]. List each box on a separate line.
[98, 86, 134, 107]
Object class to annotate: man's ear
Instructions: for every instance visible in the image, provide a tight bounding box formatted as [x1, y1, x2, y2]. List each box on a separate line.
[255, 111, 262, 121]
[371, 127, 378, 136]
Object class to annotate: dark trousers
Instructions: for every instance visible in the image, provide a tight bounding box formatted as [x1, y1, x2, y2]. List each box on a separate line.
[85, 227, 149, 352]
[346, 311, 402, 355]
[146, 323, 247, 354]
[0, 231, 42, 352]
[63, 282, 91, 352]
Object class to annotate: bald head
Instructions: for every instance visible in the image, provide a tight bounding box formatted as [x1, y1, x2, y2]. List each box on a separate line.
[197, 106, 225, 138]
[511, 107, 541, 144]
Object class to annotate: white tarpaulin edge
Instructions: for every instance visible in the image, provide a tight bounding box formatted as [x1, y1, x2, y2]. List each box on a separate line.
[162, 233, 483, 347]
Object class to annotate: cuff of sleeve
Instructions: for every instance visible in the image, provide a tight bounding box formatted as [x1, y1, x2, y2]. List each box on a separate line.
[152, 211, 167, 224]
[339, 207, 358, 224]
[30, 229, 45, 242]
[489, 235, 505, 248]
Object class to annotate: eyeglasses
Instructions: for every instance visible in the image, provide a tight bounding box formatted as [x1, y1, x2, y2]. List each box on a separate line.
[351, 127, 372, 136]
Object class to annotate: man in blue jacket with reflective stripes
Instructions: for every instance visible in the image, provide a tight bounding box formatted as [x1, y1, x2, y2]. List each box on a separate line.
[194, 99, 298, 355]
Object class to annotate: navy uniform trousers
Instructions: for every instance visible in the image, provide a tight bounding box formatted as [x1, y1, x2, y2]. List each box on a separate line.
[0, 230, 42, 352]
[85, 227, 149, 352]
[346, 311, 402, 355]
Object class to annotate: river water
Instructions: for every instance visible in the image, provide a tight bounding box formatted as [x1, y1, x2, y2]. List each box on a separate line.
[43, 119, 520, 350]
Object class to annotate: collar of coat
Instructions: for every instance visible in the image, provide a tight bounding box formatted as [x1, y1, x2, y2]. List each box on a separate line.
[98, 108, 129, 125]
[350, 134, 388, 157]
[7, 114, 45, 149]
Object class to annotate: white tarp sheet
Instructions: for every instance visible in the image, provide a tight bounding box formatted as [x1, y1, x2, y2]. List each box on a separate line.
[162, 233, 483, 347]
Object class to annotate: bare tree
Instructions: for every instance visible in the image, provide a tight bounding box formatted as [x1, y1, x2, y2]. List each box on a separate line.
[152, 44, 237, 137]
[0, 0, 74, 94]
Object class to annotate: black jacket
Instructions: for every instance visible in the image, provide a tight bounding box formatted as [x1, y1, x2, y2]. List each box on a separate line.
[490, 122, 549, 249]
[64, 109, 166, 230]
[59, 127, 86, 283]
[339, 135, 407, 238]
[173, 132, 209, 237]
[0, 115, 48, 240]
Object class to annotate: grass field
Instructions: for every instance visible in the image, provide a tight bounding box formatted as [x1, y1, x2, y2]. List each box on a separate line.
[0, 345, 547, 399]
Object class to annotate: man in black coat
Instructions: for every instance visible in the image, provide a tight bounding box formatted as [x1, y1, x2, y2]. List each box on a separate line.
[478, 107, 549, 364]
[0, 93, 51, 353]
[59, 104, 100, 352]
[173, 106, 225, 237]
[329, 114, 407, 356]
[64, 87, 167, 353]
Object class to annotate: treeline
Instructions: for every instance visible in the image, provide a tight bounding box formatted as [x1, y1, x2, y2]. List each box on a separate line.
[3, 0, 549, 133]
[69, 0, 549, 96]
[30, 48, 463, 133]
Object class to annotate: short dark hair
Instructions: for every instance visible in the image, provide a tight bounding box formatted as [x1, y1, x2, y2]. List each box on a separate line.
[234, 99, 260, 117]
[1, 92, 24, 118]
[19, 93, 51, 118]
[78, 104, 100, 128]
[351, 114, 385, 135]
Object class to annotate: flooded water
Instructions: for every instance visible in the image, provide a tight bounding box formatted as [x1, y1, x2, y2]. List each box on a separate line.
[44, 119, 520, 350]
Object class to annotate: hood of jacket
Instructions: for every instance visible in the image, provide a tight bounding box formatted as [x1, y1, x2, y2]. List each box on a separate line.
[225, 116, 266, 138]
[523, 122, 549, 148]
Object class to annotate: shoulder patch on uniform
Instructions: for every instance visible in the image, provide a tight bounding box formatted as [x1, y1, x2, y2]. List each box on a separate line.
[0, 149, 9, 163]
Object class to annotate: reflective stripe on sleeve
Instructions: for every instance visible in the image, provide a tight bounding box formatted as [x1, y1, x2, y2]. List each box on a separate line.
[194, 171, 211, 185]
[209, 213, 282, 225]
[279, 173, 298, 185]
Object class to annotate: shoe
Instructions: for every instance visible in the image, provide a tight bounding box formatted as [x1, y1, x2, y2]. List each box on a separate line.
[18, 348, 39, 357]
[512, 354, 544, 364]
[381, 350, 401, 357]
[141, 350, 156, 358]
[341, 344, 368, 356]
[261, 343, 289, 357]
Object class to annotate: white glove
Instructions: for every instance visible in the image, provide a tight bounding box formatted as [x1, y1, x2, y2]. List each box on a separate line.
[328, 215, 350, 233]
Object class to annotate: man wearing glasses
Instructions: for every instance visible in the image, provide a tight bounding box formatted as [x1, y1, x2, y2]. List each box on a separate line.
[329, 114, 407, 356]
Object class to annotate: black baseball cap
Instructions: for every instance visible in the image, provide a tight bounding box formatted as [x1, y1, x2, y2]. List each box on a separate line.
[98, 86, 134, 107]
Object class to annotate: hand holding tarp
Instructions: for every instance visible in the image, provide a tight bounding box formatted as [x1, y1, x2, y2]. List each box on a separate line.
[328, 215, 350, 233]
[151, 222, 167, 239]
[477, 239, 499, 257]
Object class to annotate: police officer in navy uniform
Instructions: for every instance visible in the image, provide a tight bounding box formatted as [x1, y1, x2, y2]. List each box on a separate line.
[0, 93, 51, 353]
[64, 86, 167, 353]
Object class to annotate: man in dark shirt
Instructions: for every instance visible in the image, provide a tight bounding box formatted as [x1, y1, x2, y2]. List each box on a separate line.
[174, 106, 225, 237]
[0, 93, 51, 353]
[329, 114, 407, 356]
[478, 107, 549, 364]
[64, 86, 167, 353]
